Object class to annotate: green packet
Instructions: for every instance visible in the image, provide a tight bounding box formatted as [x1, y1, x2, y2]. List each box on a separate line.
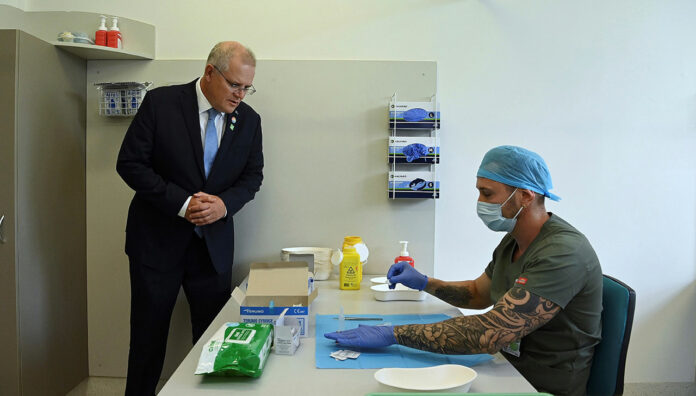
[195, 322, 274, 378]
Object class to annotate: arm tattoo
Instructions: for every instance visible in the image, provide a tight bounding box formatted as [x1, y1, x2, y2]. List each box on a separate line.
[394, 287, 560, 354]
[431, 285, 474, 307]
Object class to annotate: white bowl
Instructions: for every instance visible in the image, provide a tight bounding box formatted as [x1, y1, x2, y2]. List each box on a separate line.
[374, 364, 477, 391]
[371, 283, 426, 301]
[370, 276, 388, 284]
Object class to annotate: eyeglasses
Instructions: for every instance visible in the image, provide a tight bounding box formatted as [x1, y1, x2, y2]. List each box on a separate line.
[213, 65, 256, 96]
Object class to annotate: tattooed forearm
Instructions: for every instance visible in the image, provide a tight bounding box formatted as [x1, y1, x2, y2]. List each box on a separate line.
[431, 285, 474, 307]
[393, 287, 560, 354]
[425, 279, 488, 308]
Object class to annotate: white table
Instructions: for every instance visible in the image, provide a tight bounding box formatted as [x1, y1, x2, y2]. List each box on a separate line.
[160, 279, 537, 395]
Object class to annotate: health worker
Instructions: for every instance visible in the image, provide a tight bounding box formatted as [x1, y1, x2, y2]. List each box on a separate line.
[325, 145, 602, 396]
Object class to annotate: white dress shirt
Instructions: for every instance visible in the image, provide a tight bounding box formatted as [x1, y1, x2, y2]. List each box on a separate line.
[177, 77, 226, 218]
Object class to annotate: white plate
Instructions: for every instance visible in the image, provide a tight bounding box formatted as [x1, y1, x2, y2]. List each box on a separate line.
[370, 276, 388, 284]
[371, 283, 426, 301]
[374, 364, 477, 391]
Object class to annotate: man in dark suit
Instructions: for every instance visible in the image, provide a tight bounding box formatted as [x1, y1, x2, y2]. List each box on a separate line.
[116, 41, 263, 396]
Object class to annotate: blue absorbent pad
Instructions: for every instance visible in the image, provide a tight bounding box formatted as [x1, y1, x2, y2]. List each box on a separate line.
[316, 314, 494, 369]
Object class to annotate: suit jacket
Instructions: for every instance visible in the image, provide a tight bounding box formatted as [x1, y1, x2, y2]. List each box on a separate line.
[116, 79, 263, 274]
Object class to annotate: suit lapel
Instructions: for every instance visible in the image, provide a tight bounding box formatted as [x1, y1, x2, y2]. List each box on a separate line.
[181, 80, 205, 180]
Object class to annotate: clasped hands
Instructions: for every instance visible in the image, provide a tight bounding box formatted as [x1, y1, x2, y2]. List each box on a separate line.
[185, 192, 226, 226]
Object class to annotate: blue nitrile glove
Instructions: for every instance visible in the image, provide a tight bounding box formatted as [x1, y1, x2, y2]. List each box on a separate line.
[324, 324, 396, 348]
[387, 261, 428, 290]
[403, 143, 429, 162]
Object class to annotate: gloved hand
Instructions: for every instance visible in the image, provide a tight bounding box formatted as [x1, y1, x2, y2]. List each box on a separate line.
[387, 261, 428, 290]
[324, 324, 396, 348]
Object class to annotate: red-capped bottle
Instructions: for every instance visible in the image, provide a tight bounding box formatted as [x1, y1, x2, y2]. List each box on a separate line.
[95, 15, 107, 46]
[107, 16, 122, 49]
[394, 241, 415, 267]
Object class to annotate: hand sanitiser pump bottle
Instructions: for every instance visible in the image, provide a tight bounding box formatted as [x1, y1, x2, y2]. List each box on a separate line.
[107, 16, 122, 49]
[394, 241, 415, 267]
[95, 15, 107, 46]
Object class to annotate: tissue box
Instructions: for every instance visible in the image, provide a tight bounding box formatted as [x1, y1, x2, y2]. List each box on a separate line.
[232, 262, 318, 337]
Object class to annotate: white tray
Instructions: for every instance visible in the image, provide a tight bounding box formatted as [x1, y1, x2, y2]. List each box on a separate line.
[371, 283, 426, 301]
[374, 364, 477, 391]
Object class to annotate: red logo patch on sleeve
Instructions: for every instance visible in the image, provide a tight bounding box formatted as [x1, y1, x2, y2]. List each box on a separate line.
[515, 277, 528, 285]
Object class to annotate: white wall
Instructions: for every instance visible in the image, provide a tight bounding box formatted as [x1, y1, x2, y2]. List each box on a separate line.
[18, 0, 696, 384]
[0, 0, 24, 9]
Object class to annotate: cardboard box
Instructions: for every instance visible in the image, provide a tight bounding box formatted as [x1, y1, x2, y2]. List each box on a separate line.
[388, 171, 440, 199]
[389, 101, 441, 129]
[232, 262, 318, 337]
[388, 136, 440, 164]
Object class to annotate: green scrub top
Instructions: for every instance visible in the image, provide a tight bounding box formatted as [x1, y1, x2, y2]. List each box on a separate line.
[485, 213, 602, 396]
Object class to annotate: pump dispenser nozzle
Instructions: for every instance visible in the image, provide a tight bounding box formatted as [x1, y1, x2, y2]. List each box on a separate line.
[399, 241, 409, 256]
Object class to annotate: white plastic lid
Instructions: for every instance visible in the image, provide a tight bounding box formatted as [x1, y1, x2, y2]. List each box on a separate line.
[330, 249, 343, 266]
[353, 242, 369, 265]
[330, 244, 369, 266]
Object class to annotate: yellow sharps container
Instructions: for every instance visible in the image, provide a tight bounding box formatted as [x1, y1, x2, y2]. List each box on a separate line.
[339, 246, 361, 290]
[342, 236, 366, 282]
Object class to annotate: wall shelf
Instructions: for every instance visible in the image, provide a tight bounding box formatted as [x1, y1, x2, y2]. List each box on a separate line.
[0, 6, 155, 60]
[54, 41, 153, 60]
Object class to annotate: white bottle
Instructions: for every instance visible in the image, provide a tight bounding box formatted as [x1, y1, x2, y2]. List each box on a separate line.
[107, 16, 122, 49]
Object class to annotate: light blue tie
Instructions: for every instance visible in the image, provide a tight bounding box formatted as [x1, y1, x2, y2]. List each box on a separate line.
[204, 108, 220, 178]
[195, 108, 220, 238]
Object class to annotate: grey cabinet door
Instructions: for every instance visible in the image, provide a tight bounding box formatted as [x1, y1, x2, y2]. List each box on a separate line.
[14, 30, 88, 396]
[0, 29, 20, 396]
[0, 30, 88, 396]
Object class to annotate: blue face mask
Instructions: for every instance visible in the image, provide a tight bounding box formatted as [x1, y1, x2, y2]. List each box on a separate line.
[477, 188, 523, 232]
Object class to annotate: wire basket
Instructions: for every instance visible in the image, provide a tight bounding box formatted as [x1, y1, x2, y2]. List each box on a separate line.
[95, 82, 152, 116]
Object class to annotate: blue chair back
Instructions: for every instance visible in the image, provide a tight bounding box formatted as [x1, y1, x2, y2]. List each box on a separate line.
[586, 275, 636, 396]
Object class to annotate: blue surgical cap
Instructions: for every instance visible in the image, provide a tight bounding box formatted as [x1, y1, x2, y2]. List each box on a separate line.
[477, 145, 561, 201]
